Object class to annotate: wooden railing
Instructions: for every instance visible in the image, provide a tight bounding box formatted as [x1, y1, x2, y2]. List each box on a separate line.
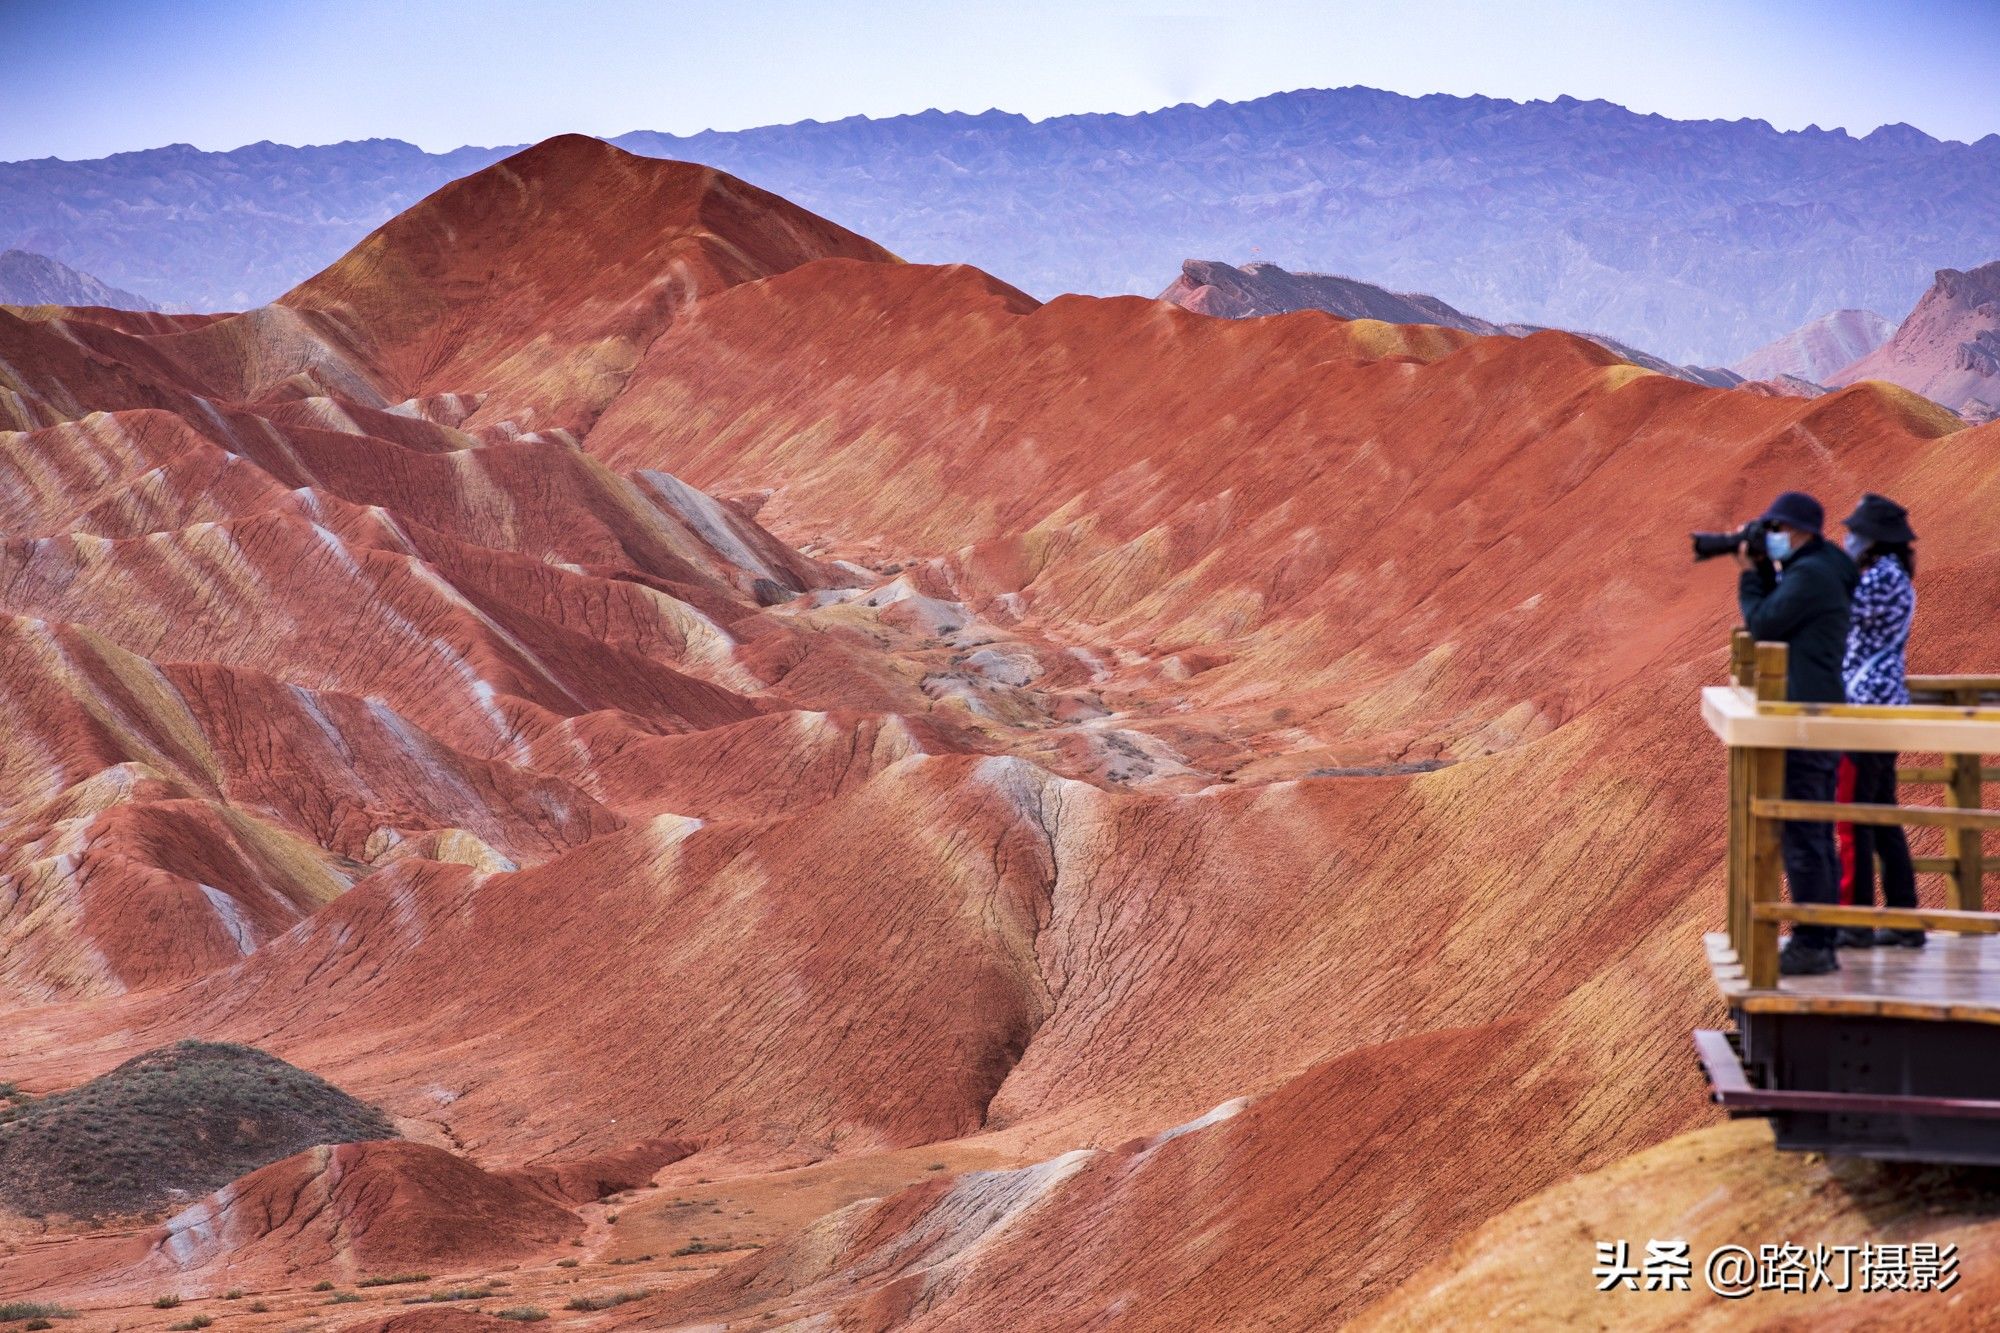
[1706, 632, 2000, 988]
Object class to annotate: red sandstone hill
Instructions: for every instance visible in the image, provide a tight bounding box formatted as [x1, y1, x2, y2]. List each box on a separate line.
[2, 137, 1999, 1329]
[7, 1141, 589, 1302]
[278, 134, 900, 431]
[1833, 259, 2000, 421]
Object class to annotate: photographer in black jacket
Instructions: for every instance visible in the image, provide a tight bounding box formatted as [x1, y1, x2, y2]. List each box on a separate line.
[1736, 491, 1859, 976]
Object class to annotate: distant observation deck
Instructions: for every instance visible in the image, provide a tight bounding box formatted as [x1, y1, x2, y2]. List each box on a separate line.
[1697, 632, 2000, 1164]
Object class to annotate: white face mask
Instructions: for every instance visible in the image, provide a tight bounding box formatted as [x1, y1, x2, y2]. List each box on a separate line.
[1843, 533, 1869, 560]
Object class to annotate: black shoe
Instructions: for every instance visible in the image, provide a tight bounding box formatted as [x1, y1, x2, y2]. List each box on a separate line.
[1836, 927, 1876, 948]
[1874, 928, 1926, 948]
[1779, 942, 1840, 976]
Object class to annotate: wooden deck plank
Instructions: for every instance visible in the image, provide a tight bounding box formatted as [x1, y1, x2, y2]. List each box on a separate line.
[1706, 930, 2000, 1025]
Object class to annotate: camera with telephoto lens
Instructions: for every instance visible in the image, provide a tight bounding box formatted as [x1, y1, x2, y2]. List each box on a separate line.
[1690, 517, 1772, 562]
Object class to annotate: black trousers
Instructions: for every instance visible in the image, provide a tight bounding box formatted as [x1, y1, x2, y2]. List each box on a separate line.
[1841, 750, 1917, 910]
[1782, 749, 1840, 947]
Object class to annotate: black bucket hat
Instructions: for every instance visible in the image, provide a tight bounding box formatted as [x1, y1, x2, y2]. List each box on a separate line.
[1843, 493, 1916, 545]
[1759, 490, 1824, 535]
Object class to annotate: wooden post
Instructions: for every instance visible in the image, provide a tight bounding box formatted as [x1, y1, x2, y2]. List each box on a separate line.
[1728, 742, 1750, 955]
[1725, 627, 1759, 955]
[1748, 641, 1789, 988]
[1730, 629, 1756, 688]
[1948, 685, 1987, 910]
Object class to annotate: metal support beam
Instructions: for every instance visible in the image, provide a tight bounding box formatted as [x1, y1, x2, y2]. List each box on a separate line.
[1695, 1028, 2000, 1121]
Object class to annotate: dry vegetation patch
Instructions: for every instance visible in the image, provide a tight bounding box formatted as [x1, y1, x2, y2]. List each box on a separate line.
[0, 1041, 395, 1220]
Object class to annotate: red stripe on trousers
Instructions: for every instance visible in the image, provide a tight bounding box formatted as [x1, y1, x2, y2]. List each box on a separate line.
[1835, 753, 1858, 905]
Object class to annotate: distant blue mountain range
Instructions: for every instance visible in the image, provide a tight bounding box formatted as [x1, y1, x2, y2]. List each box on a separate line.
[5, 87, 1997, 364]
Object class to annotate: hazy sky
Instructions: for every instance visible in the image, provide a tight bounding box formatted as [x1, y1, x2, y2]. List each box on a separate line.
[5, 0, 1999, 161]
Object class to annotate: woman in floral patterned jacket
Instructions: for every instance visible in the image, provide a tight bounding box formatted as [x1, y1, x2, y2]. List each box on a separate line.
[1834, 493, 1921, 950]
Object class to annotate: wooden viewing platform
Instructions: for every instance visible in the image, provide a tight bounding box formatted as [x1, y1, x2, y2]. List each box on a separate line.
[1695, 634, 2000, 1163]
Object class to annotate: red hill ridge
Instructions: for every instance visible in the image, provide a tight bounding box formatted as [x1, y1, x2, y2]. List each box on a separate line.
[279, 133, 901, 430]
[1, 136, 1998, 1329]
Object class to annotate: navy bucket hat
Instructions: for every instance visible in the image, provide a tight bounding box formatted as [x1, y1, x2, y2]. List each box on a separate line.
[1759, 490, 1824, 535]
[1843, 493, 1916, 545]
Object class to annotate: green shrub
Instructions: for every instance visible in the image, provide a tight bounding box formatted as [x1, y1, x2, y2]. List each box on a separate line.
[223, 1289, 244, 1300]
[555, 1258, 579, 1268]
[166, 1319, 213, 1331]
[311, 1280, 334, 1292]
[673, 1239, 760, 1256]
[327, 1291, 363, 1303]
[152, 1295, 182, 1309]
[565, 1289, 649, 1311]
[402, 1287, 495, 1304]
[495, 1309, 549, 1323]
[247, 1301, 270, 1313]
[0, 1306, 76, 1322]
[358, 1273, 430, 1287]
